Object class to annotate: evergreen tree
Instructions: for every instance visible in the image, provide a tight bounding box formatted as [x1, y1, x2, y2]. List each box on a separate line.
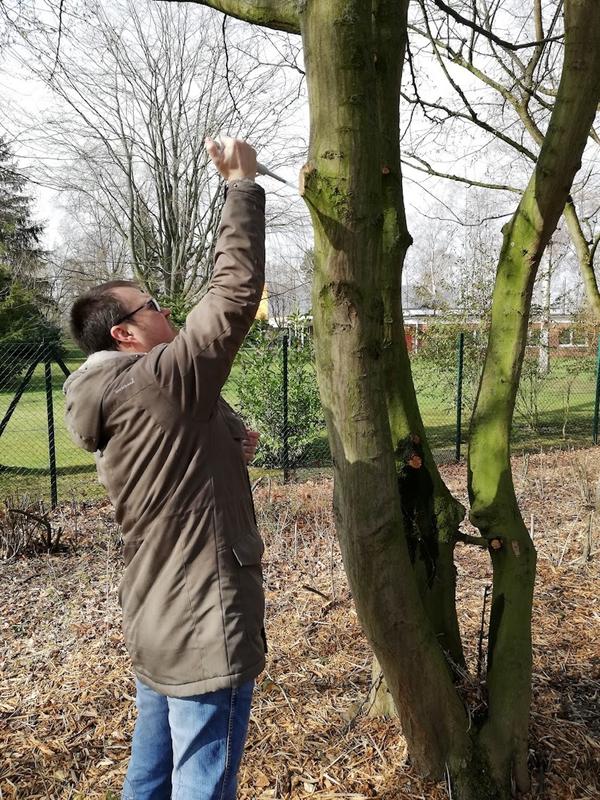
[0, 138, 60, 381]
[0, 138, 44, 274]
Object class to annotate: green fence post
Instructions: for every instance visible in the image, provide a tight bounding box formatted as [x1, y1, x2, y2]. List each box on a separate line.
[282, 332, 290, 483]
[44, 358, 58, 508]
[455, 332, 465, 462]
[593, 335, 600, 445]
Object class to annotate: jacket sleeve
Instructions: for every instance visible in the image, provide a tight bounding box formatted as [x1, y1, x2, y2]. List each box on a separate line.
[147, 180, 265, 419]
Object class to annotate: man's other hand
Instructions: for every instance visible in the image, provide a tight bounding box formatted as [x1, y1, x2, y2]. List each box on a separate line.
[205, 137, 257, 182]
[242, 430, 260, 464]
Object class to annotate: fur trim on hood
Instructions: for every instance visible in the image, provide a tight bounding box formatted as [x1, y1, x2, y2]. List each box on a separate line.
[63, 350, 143, 452]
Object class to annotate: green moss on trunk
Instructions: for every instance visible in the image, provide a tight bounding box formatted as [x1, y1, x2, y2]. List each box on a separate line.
[373, 0, 465, 667]
[300, 0, 472, 780]
[469, 1, 600, 790]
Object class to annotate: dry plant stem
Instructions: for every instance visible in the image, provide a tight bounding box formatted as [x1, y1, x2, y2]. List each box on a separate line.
[468, 1, 600, 792]
[1, 500, 59, 559]
[8, 507, 52, 541]
[581, 511, 593, 562]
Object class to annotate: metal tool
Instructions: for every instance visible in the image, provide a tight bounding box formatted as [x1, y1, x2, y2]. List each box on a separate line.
[256, 161, 296, 189]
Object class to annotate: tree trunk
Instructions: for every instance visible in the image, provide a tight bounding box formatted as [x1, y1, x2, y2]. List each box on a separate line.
[468, 1, 600, 790]
[563, 199, 600, 319]
[372, 0, 466, 670]
[299, 0, 477, 781]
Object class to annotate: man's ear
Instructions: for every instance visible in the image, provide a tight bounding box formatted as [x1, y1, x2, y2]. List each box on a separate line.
[110, 323, 135, 347]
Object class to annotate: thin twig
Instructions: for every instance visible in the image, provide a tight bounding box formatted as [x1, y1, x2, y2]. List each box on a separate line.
[221, 15, 243, 128]
[49, 0, 66, 82]
[430, 0, 564, 52]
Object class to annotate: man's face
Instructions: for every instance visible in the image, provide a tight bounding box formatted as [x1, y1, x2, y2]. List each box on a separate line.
[110, 286, 178, 353]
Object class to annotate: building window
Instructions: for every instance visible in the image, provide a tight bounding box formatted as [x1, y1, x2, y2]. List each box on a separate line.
[558, 328, 587, 347]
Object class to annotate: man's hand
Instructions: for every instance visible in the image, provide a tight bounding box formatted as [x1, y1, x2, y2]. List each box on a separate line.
[205, 137, 257, 182]
[242, 430, 260, 464]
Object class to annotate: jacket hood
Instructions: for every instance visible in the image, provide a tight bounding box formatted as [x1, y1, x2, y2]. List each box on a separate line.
[63, 350, 142, 452]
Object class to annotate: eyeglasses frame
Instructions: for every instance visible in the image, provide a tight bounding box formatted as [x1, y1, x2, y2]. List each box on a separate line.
[114, 297, 162, 326]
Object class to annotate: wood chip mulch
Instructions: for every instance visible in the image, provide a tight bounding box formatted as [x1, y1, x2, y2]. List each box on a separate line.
[1, 448, 599, 799]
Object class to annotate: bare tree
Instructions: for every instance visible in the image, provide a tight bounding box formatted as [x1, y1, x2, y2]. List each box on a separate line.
[13, 0, 306, 308]
[265, 253, 312, 325]
[405, 188, 510, 317]
[403, 0, 600, 315]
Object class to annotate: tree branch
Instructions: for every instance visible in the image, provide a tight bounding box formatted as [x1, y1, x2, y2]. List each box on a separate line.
[563, 199, 600, 318]
[456, 532, 489, 548]
[402, 155, 522, 194]
[591, 231, 600, 267]
[429, 0, 564, 52]
[160, 0, 301, 34]
[401, 90, 538, 161]
[48, 0, 66, 81]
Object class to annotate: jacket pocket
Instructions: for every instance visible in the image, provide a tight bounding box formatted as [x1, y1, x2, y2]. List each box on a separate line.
[217, 530, 265, 668]
[232, 534, 264, 566]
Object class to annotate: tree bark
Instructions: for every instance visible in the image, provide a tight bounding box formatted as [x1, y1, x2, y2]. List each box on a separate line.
[563, 199, 600, 318]
[162, 0, 300, 32]
[468, 1, 600, 790]
[299, 0, 476, 780]
[373, 0, 465, 668]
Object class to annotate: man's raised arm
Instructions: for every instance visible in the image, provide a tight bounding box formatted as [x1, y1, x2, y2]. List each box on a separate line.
[149, 137, 266, 417]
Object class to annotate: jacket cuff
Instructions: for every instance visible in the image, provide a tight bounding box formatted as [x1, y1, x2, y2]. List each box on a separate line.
[224, 178, 265, 203]
[226, 177, 257, 190]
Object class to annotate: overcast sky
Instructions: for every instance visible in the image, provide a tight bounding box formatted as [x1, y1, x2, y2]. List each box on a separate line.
[0, 0, 596, 311]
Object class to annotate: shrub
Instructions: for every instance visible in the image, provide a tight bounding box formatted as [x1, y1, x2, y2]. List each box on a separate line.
[0, 496, 62, 560]
[233, 329, 325, 469]
[0, 268, 63, 386]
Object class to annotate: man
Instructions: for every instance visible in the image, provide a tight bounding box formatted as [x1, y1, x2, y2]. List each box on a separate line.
[64, 138, 266, 800]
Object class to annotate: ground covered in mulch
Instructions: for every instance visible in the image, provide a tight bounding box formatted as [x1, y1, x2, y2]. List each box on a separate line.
[1, 448, 599, 799]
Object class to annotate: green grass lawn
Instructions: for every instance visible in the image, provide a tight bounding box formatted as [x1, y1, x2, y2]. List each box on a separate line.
[0, 353, 99, 503]
[0, 350, 597, 503]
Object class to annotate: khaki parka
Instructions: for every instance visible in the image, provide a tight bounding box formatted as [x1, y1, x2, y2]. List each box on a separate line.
[64, 181, 266, 696]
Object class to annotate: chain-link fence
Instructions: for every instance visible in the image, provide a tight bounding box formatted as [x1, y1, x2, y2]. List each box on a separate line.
[0, 341, 98, 506]
[412, 331, 600, 463]
[1, 332, 599, 505]
[225, 330, 330, 480]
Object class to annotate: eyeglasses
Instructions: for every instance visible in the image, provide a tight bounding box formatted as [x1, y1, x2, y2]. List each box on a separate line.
[115, 297, 161, 326]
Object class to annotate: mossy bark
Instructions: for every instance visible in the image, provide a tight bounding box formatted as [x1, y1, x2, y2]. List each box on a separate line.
[373, 0, 465, 668]
[563, 200, 600, 319]
[299, 0, 474, 780]
[468, 1, 600, 790]
[163, 0, 300, 32]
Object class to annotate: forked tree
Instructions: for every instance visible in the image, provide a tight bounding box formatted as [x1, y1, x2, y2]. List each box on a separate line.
[165, 1, 599, 797]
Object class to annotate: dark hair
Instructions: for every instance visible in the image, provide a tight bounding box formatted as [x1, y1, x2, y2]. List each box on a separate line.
[70, 280, 138, 356]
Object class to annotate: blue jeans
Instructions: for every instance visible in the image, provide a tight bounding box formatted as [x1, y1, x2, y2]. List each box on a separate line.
[122, 678, 254, 800]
